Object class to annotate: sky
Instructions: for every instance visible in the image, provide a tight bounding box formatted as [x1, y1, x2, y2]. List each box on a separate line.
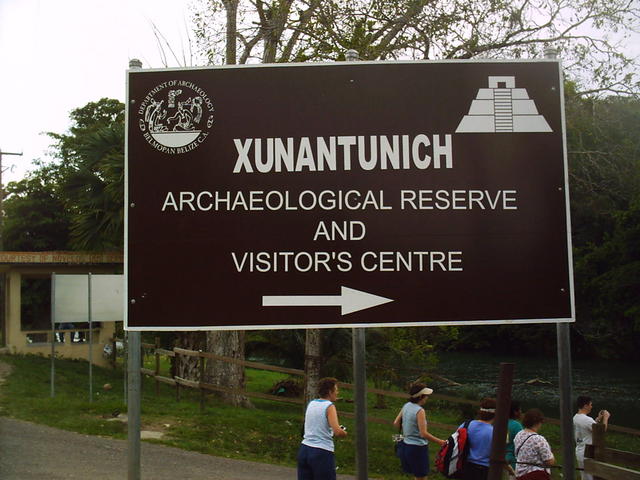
[0, 0, 195, 184]
[1, 1, 638, 186]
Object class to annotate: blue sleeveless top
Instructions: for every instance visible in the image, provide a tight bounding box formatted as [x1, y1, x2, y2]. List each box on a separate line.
[302, 399, 335, 452]
[402, 402, 428, 446]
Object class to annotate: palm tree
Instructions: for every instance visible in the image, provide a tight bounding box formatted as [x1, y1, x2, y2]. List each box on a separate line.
[61, 123, 124, 251]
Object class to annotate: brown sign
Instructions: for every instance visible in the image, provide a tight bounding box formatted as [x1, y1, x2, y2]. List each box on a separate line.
[126, 61, 574, 330]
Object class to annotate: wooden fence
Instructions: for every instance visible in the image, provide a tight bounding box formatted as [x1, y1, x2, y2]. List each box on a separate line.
[137, 340, 475, 430]
[133, 340, 640, 437]
[584, 423, 640, 480]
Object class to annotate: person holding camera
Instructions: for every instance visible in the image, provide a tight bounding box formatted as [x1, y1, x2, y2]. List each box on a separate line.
[393, 383, 446, 480]
[573, 396, 611, 480]
[297, 377, 347, 480]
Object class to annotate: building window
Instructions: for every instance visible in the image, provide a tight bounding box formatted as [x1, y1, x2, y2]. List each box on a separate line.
[21, 277, 51, 331]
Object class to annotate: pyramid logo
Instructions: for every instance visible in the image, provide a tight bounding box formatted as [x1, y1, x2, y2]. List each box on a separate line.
[456, 76, 552, 133]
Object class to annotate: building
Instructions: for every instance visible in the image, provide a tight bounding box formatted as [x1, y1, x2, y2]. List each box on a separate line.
[0, 251, 123, 368]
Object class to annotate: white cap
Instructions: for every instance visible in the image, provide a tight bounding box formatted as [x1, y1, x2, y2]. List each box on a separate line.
[411, 387, 434, 397]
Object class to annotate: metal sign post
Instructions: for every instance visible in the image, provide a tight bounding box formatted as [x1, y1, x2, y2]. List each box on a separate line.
[557, 322, 575, 480]
[127, 328, 141, 480]
[346, 49, 369, 480]
[352, 327, 368, 480]
[50, 272, 56, 398]
[88, 273, 93, 402]
[544, 47, 576, 480]
[127, 57, 143, 480]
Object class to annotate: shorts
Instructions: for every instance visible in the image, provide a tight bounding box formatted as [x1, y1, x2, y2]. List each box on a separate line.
[399, 442, 430, 477]
[297, 444, 336, 480]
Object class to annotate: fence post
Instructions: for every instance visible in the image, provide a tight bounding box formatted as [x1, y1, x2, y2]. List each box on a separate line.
[488, 363, 514, 480]
[111, 338, 117, 369]
[155, 337, 160, 396]
[175, 348, 181, 402]
[199, 352, 206, 412]
[592, 423, 606, 480]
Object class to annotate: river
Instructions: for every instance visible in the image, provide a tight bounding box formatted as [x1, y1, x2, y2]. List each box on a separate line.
[433, 352, 640, 430]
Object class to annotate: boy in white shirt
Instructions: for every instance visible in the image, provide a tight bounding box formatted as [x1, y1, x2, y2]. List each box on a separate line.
[573, 395, 610, 480]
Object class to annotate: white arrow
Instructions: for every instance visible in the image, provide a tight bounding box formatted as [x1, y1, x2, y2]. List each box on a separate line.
[262, 286, 394, 316]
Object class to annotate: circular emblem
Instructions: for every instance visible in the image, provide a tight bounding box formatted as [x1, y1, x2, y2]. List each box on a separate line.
[137, 80, 214, 154]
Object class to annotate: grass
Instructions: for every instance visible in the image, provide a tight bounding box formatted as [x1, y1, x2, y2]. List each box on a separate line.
[1, 353, 639, 479]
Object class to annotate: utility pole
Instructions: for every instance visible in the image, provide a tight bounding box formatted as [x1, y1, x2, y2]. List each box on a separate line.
[0, 148, 23, 250]
[0, 148, 23, 347]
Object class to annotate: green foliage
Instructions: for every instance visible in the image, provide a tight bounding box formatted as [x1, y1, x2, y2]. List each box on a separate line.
[245, 329, 306, 367]
[4, 98, 125, 252]
[567, 93, 640, 359]
[3, 161, 71, 251]
[367, 327, 437, 389]
[47, 98, 125, 167]
[50, 98, 125, 251]
[60, 122, 125, 250]
[573, 198, 640, 359]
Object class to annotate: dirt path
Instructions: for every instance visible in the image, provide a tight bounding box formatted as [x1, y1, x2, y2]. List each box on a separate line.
[0, 416, 361, 479]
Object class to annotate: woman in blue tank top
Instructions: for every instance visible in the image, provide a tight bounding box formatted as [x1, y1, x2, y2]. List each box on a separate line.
[297, 377, 347, 480]
[393, 383, 446, 480]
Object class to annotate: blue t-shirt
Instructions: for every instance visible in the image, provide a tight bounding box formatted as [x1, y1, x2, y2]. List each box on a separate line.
[460, 420, 493, 467]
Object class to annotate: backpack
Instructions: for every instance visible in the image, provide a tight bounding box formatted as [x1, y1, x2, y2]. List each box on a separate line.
[435, 419, 472, 479]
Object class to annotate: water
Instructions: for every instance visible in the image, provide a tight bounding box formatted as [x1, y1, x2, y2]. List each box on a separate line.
[432, 352, 640, 430]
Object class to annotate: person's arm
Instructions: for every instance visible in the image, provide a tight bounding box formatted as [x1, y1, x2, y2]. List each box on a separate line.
[393, 409, 403, 431]
[416, 409, 446, 446]
[541, 437, 555, 466]
[327, 404, 347, 438]
[597, 410, 611, 431]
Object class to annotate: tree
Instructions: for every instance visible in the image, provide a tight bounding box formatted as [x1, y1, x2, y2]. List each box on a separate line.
[48, 99, 125, 251]
[205, 331, 253, 407]
[201, 5, 253, 406]
[304, 329, 322, 405]
[3, 162, 71, 251]
[567, 92, 640, 359]
[3, 98, 125, 252]
[366, 327, 437, 408]
[192, 0, 639, 95]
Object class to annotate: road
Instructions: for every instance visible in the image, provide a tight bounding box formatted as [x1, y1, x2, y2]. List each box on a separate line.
[0, 417, 358, 479]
